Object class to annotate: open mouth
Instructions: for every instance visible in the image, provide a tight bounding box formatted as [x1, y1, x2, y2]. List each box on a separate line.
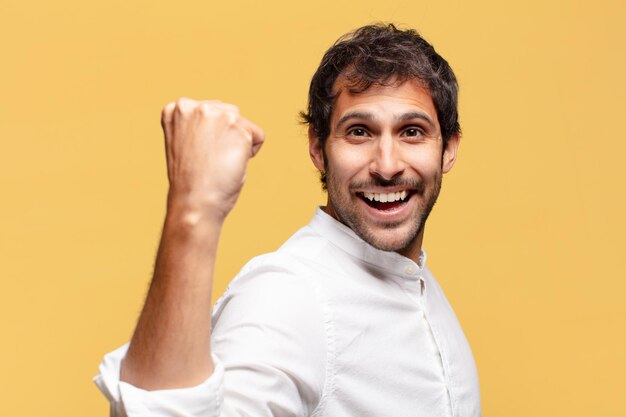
[357, 190, 414, 211]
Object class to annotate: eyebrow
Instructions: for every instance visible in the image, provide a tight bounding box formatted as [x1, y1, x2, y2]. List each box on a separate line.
[397, 112, 436, 129]
[335, 111, 378, 130]
[335, 111, 436, 130]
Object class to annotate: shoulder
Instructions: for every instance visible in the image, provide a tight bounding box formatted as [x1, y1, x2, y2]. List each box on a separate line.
[212, 250, 328, 334]
[211, 253, 333, 415]
[218, 223, 333, 303]
[210, 222, 337, 360]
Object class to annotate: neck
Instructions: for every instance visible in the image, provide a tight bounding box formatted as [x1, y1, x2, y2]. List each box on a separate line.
[397, 227, 425, 265]
[321, 204, 425, 265]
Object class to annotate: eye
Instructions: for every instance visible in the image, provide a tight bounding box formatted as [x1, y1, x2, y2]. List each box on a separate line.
[347, 126, 369, 137]
[403, 127, 424, 138]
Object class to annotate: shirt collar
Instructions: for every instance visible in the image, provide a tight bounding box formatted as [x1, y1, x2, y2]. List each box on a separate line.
[308, 207, 427, 279]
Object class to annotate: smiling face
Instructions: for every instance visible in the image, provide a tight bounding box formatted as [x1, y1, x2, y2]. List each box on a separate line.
[309, 79, 460, 261]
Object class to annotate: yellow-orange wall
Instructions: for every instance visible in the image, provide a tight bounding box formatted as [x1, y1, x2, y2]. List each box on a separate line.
[1, 0, 625, 415]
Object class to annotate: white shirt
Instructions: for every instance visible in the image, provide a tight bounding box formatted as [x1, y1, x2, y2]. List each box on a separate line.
[95, 208, 481, 417]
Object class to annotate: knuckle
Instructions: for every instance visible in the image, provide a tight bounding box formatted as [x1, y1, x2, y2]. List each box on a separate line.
[175, 97, 195, 114]
[161, 102, 175, 116]
[199, 102, 216, 116]
[219, 103, 240, 115]
[224, 111, 239, 127]
[214, 109, 235, 125]
[161, 103, 176, 128]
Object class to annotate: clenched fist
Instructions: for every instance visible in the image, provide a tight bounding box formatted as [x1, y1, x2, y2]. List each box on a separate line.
[161, 98, 265, 220]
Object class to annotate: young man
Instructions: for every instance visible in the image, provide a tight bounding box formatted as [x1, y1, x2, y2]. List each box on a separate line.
[96, 24, 481, 417]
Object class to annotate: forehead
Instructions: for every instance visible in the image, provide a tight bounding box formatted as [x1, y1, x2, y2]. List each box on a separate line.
[330, 78, 439, 127]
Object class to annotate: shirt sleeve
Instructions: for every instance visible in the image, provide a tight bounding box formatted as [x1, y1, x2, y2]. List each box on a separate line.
[94, 344, 225, 417]
[94, 262, 328, 417]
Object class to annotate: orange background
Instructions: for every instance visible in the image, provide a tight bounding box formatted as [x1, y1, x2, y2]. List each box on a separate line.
[1, 0, 625, 416]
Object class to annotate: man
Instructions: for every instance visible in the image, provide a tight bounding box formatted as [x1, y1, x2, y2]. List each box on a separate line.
[95, 24, 481, 417]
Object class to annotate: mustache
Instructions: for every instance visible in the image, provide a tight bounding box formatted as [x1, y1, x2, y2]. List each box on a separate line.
[350, 177, 425, 194]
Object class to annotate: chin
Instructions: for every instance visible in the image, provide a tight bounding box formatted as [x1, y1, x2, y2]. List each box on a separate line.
[351, 220, 423, 253]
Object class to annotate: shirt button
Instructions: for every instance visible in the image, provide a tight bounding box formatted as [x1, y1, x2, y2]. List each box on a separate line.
[404, 264, 417, 275]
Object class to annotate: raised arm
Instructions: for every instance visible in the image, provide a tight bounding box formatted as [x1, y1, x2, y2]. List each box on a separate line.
[120, 98, 265, 390]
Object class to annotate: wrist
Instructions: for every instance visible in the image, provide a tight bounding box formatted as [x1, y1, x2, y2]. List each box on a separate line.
[166, 190, 230, 223]
[165, 195, 227, 233]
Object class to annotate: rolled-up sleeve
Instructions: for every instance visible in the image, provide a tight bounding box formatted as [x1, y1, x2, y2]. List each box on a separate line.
[94, 258, 329, 417]
[94, 344, 225, 417]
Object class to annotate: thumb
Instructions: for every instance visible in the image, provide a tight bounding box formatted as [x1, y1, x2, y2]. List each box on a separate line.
[244, 119, 265, 157]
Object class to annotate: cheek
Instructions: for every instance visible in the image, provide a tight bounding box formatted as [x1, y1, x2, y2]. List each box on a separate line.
[402, 146, 443, 179]
[326, 144, 370, 178]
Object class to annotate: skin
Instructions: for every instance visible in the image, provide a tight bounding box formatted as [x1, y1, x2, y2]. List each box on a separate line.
[120, 98, 264, 389]
[120, 79, 459, 390]
[309, 79, 460, 262]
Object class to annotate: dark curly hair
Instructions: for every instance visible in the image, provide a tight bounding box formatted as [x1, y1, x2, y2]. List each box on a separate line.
[300, 23, 460, 151]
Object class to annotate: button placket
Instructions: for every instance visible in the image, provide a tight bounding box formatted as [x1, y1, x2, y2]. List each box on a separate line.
[417, 277, 427, 313]
[404, 263, 417, 275]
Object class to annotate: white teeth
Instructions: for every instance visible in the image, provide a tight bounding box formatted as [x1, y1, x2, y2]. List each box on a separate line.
[362, 191, 410, 203]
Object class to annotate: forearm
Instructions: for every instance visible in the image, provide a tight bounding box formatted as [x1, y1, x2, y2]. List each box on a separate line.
[120, 202, 224, 390]
[116, 97, 264, 392]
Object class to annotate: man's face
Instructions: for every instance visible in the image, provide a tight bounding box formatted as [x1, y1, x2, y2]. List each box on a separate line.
[309, 79, 460, 260]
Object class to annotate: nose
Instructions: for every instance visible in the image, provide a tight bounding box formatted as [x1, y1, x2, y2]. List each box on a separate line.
[369, 134, 405, 181]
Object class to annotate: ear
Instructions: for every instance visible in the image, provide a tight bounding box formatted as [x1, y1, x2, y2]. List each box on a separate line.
[442, 133, 460, 174]
[308, 126, 325, 171]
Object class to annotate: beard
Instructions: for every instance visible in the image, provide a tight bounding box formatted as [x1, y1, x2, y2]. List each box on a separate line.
[325, 169, 442, 253]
